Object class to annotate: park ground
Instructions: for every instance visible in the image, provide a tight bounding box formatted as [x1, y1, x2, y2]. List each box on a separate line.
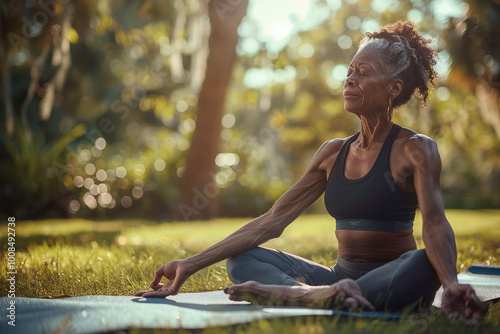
[1, 210, 500, 333]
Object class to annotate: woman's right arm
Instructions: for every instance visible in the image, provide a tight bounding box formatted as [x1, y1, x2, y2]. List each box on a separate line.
[135, 140, 338, 298]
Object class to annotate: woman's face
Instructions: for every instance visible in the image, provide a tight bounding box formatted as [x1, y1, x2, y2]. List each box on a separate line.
[343, 46, 392, 116]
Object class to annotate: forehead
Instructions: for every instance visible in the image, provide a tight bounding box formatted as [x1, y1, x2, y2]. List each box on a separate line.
[349, 46, 382, 69]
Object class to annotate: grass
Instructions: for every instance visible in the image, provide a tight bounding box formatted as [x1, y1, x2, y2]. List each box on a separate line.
[1, 210, 500, 333]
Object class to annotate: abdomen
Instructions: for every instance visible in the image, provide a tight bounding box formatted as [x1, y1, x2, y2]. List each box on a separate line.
[336, 229, 417, 263]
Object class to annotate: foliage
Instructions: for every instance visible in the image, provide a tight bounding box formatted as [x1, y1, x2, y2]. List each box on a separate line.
[437, 0, 500, 207]
[1, 0, 499, 219]
[0, 211, 499, 332]
[0, 123, 86, 218]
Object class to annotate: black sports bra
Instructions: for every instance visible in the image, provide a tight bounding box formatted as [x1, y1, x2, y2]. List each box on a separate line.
[324, 124, 418, 232]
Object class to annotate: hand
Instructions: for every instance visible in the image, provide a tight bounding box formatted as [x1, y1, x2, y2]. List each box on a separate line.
[134, 260, 190, 298]
[441, 283, 486, 325]
[328, 279, 375, 311]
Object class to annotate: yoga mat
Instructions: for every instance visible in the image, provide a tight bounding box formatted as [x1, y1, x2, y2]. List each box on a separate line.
[1, 265, 498, 333]
[432, 264, 500, 307]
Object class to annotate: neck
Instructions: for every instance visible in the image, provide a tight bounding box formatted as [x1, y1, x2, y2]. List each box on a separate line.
[358, 117, 394, 148]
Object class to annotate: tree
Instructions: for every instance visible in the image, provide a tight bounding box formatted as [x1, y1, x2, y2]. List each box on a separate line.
[443, 0, 500, 139]
[173, 0, 249, 220]
[0, 1, 98, 137]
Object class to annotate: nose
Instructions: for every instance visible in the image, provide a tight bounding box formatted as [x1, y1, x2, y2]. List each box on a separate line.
[344, 73, 357, 87]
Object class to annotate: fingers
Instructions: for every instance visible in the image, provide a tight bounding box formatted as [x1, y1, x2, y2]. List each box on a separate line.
[465, 288, 482, 309]
[167, 270, 185, 295]
[443, 284, 486, 325]
[134, 285, 179, 298]
[351, 294, 375, 311]
[338, 287, 374, 311]
[334, 280, 374, 312]
[141, 289, 175, 298]
[134, 290, 151, 297]
[150, 266, 165, 290]
[344, 297, 358, 311]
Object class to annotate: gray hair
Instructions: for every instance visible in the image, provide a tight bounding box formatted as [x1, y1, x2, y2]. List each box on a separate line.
[358, 35, 426, 83]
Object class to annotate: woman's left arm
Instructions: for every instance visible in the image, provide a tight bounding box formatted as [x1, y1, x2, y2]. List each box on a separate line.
[406, 135, 484, 324]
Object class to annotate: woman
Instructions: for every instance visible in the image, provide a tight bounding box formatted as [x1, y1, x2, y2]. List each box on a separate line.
[135, 21, 483, 323]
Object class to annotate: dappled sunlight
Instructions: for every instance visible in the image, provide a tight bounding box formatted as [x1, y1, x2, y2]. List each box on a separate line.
[3, 0, 498, 220]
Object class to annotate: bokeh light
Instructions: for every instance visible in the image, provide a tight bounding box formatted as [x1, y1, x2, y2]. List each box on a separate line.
[95, 137, 107, 150]
[131, 186, 144, 199]
[121, 196, 132, 208]
[116, 166, 127, 178]
[96, 169, 107, 182]
[74, 176, 84, 188]
[154, 159, 166, 172]
[68, 200, 81, 213]
[85, 163, 96, 175]
[222, 114, 236, 129]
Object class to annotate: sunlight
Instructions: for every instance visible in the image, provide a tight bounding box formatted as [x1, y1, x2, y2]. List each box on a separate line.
[244, 0, 466, 55]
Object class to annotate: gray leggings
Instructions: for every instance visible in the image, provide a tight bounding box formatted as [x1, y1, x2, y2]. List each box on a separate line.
[226, 248, 441, 312]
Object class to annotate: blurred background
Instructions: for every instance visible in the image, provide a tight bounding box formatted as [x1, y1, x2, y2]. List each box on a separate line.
[0, 0, 499, 221]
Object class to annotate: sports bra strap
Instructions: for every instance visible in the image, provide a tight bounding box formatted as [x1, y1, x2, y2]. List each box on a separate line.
[336, 219, 414, 232]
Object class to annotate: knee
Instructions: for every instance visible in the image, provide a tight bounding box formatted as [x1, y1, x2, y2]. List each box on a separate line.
[402, 249, 441, 295]
[226, 256, 240, 283]
[226, 250, 255, 284]
[403, 249, 433, 269]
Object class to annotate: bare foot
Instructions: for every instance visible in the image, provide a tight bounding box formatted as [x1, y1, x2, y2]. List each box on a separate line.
[225, 279, 374, 311]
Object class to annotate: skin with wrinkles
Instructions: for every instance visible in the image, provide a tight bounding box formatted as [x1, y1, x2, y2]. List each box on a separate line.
[225, 279, 375, 311]
[135, 23, 485, 325]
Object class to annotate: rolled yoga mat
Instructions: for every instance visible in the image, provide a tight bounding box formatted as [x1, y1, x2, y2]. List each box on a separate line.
[1, 264, 498, 333]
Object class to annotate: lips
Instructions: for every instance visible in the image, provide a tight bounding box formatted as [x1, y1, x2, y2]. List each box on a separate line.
[343, 91, 359, 99]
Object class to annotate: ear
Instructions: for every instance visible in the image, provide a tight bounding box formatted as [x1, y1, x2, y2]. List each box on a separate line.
[389, 79, 403, 99]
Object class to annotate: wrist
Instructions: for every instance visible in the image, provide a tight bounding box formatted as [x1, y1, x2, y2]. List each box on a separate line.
[181, 256, 202, 276]
[442, 277, 458, 289]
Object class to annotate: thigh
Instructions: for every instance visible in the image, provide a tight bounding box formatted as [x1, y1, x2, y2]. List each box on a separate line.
[355, 249, 441, 311]
[228, 247, 341, 286]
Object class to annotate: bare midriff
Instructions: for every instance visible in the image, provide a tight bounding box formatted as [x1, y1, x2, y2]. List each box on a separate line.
[336, 229, 417, 263]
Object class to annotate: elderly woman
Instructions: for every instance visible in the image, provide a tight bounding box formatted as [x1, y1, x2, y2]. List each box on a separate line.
[135, 21, 483, 323]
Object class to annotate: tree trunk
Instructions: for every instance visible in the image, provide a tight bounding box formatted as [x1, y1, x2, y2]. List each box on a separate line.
[173, 0, 248, 221]
[169, 0, 186, 83]
[476, 81, 500, 141]
[0, 26, 14, 136]
[40, 1, 74, 120]
[19, 43, 50, 134]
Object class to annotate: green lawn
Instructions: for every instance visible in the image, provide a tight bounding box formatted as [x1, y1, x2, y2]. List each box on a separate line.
[1, 210, 499, 333]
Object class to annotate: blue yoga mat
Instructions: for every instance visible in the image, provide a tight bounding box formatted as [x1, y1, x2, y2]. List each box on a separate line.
[1, 264, 498, 333]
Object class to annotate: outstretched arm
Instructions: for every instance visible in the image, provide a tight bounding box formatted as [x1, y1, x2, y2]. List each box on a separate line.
[406, 135, 484, 324]
[135, 141, 334, 298]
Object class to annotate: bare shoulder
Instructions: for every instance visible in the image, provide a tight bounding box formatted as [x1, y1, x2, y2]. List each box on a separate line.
[318, 137, 347, 156]
[311, 136, 350, 173]
[397, 127, 440, 166]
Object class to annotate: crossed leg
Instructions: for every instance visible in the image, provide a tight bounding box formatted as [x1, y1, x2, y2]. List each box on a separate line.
[225, 278, 375, 311]
[226, 248, 440, 312]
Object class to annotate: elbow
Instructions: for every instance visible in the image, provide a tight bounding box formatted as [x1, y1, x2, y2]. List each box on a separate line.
[238, 211, 282, 248]
[256, 210, 285, 244]
[265, 227, 283, 241]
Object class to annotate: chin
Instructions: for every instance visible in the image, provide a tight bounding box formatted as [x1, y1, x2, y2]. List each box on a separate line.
[343, 106, 358, 115]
